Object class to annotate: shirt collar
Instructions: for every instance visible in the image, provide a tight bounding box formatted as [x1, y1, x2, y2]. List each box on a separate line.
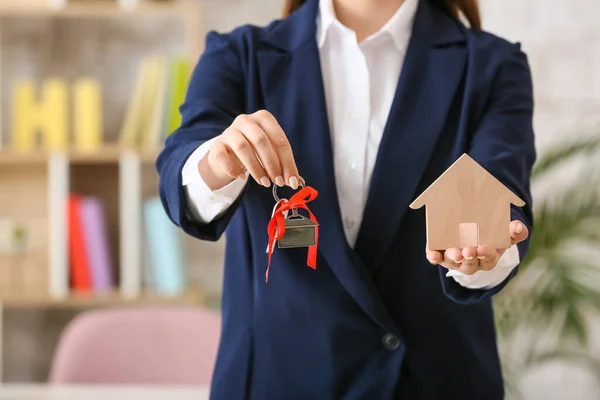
[317, 0, 419, 50]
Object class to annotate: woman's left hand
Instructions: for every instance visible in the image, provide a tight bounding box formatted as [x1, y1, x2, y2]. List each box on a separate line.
[426, 220, 529, 275]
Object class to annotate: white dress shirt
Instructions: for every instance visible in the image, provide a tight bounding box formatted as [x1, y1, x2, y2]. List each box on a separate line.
[180, 0, 520, 290]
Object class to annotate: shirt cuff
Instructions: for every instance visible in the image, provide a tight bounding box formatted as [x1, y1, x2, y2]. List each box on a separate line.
[446, 244, 520, 290]
[181, 138, 248, 224]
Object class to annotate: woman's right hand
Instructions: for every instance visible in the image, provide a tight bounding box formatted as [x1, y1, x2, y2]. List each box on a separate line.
[199, 110, 300, 191]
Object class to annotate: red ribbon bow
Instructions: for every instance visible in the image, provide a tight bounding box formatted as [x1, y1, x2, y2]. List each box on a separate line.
[266, 186, 319, 282]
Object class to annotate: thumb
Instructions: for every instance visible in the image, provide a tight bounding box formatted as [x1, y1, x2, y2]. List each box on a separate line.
[509, 220, 528, 245]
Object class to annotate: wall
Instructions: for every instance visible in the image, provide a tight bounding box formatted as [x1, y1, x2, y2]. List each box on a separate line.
[480, 0, 600, 150]
[4, 0, 600, 395]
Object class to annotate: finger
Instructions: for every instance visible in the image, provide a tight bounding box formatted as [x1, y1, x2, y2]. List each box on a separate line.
[221, 127, 269, 187]
[234, 114, 282, 185]
[426, 248, 444, 265]
[251, 110, 300, 189]
[445, 248, 463, 264]
[496, 248, 506, 259]
[457, 247, 479, 274]
[437, 248, 464, 271]
[457, 260, 479, 275]
[509, 220, 529, 245]
[442, 261, 461, 271]
[461, 247, 477, 261]
[426, 245, 459, 270]
[477, 245, 498, 271]
[440, 259, 462, 271]
[208, 139, 246, 180]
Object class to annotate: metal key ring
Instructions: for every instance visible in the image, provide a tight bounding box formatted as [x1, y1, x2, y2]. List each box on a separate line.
[273, 177, 306, 218]
[272, 176, 306, 203]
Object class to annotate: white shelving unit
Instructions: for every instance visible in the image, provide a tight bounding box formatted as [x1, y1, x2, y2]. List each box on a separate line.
[0, 0, 206, 381]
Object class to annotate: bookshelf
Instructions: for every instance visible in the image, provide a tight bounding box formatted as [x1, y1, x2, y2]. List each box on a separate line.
[0, 288, 205, 308]
[0, 146, 161, 165]
[0, 147, 209, 294]
[0, 0, 209, 381]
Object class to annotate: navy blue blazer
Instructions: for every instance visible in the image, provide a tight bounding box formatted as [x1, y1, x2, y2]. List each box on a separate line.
[156, 0, 535, 398]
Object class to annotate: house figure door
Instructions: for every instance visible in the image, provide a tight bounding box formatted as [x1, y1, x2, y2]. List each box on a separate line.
[458, 223, 478, 248]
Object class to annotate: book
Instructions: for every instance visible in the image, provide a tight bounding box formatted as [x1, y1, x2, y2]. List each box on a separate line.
[67, 194, 92, 292]
[143, 197, 185, 296]
[119, 54, 191, 147]
[118, 58, 152, 147]
[79, 196, 113, 293]
[164, 56, 191, 138]
[143, 56, 167, 148]
[119, 56, 167, 147]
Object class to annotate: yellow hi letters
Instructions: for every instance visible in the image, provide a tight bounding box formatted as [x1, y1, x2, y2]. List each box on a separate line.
[11, 79, 69, 151]
[73, 78, 103, 151]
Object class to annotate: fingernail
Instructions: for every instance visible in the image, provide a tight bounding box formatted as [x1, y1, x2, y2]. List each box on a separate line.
[477, 256, 486, 260]
[275, 175, 285, 187]
[430, 260, 438, 265]
[464, 256, 474, 260]
[516, 223, 523, 234]
[289, 176, 299, 189]
[453, 259, 462, 264]
[260, 176, 271, 187]
[236, 174, 246, 180]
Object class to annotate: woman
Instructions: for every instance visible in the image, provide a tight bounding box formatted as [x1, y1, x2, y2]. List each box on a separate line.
[156, 0, 535, 398]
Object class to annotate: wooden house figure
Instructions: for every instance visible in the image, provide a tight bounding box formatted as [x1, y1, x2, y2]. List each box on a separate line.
[409, 153, 525, 251]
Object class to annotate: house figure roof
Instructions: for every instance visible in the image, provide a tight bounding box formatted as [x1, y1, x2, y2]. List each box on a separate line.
[409, 153, 525, 210]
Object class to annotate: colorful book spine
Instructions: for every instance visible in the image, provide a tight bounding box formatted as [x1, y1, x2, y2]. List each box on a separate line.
[164, 56, 191, 138]
[119, 58, 151, 147]
[144, 56, 167, 147]
[141, 56, 166, 147]
[143, 197, 185, 295]
[79, 197, 113, 292]
[67, 194, 92, 292]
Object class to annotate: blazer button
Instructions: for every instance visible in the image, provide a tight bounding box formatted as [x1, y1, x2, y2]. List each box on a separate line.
[382, 333, 400, 351]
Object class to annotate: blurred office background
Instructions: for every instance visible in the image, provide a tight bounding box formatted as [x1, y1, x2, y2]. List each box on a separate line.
[0, 0, 597, 399]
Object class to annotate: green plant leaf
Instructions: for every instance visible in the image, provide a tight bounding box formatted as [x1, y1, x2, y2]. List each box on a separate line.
[526, 350, 600, 381]
[532, 135, 600, 180]
[496, 178, 600, 371]
[495, 131, 600, 392]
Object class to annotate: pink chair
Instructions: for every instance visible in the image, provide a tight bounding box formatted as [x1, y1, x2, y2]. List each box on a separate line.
[49, 307, 221, 385]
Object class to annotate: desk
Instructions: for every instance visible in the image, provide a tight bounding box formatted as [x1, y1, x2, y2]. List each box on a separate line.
[0, 384, 210, 399]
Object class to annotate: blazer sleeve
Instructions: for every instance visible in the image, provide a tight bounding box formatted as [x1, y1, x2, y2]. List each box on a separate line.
[439, 43, 536, 304]
[155, 31, 247, 242]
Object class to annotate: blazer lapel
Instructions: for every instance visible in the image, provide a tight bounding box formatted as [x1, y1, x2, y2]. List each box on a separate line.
[354, 1, 468, 272]
[257, 0, 398, 334]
